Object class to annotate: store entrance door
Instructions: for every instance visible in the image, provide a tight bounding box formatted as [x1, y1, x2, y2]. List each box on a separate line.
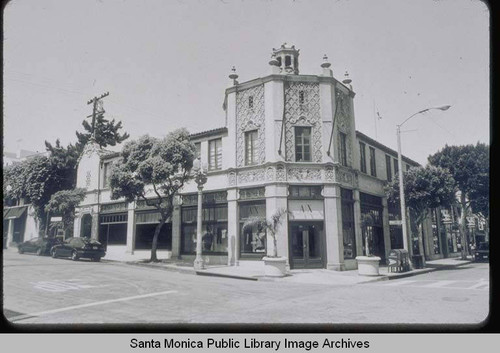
[289, 222, 325, 269]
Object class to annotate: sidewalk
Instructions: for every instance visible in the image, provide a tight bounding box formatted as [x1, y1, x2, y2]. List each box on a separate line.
[102, 246, 473, 285]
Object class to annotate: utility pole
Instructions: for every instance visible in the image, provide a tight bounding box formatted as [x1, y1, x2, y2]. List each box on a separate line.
[87, 92, 110, 138]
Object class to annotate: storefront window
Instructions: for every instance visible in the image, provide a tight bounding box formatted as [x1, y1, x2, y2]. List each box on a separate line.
[99, 213, 128, 246]
[239, 201, 266, 256]
[341, 189, 356, 259]
[135, 211, 171, 249]
[181, 204, 228, 254]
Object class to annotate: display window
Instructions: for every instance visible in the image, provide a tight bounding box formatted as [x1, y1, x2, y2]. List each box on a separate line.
[341, 188, 356, 259]
[180, 204, 228, 255]
[239, 201, 266, 257]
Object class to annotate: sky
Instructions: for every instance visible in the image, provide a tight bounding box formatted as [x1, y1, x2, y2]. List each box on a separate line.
[3, 0, 489, 165]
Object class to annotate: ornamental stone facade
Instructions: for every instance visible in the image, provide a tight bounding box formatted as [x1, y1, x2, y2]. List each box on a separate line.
[74, 44, 447, 273]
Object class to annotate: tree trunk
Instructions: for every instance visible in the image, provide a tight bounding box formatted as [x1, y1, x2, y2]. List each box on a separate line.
[272, 234, 278, 258]
[150, 217, 166, 262]
[459, 193, 468, 260]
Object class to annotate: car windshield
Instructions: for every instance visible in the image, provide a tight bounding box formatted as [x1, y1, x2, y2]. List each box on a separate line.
[478, 243, 489, 250]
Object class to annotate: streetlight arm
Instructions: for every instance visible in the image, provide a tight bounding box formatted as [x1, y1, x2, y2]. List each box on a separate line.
[398, 105, 450, 128]
[398, 109, 430, 128]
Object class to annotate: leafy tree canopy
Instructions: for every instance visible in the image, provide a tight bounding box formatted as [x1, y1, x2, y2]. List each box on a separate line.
[385, 165, 456, 223]
[428, 143, 489, 212]
[45, 188, 87, 235]
[76, 113, 130, 150]
[109, 128, 196, 261]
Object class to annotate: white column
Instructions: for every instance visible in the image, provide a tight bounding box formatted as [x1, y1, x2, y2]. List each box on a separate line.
[91, 205, 99, 241]
[264, 79, 284, 163]
[224, 91, 237, 169]
[126, 202, 136, 254]
[323, 184, 344, 271]
[171, 197, 182, 259]
[353, 190, 363, 258]
[265, 184, 289, 270]
[320, 81, 334, 162]
[6, 219, 14, 248]
[382, 197, 391, 262]
[227, 188, 238, 266]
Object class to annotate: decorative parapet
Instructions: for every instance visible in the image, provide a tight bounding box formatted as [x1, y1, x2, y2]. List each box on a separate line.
[226, 162, 357, 187]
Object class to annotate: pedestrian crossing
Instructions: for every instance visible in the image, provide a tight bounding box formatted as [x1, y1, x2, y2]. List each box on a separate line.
[379, 279, 489, 291]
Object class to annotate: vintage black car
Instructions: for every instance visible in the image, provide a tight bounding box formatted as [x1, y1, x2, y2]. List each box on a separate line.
[18, 237, 62, 256]
[474, 242, 489, 262]
[51, 237, 106, 261]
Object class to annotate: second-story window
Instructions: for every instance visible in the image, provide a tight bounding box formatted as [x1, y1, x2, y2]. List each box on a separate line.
[295, 127, 311, 162]
[359, 142, 367, 173]
[208, 138, 222, 170]
[385, 155, 392, 182]
[248, 96, 254, 109]
[195, 142, 201, 160]
[369, 147, 377, 177]
[245, 130, 258, 165]
[102, 161, 113, 188]
[339, 132, 348, 166]
[393, 158, 399, 175]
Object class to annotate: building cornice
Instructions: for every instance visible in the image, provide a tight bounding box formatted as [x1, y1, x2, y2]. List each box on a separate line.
[225, 74, 356, 97]
[356, 130, 420, 167]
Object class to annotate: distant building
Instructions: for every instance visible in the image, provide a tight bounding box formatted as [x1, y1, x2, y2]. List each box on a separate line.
[3, 149, 48, 166]
[74, 44, 452, 270]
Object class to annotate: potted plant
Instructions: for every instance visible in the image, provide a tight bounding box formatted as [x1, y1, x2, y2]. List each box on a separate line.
[242, 208, 289, 277]
[355, 213, 381, 276]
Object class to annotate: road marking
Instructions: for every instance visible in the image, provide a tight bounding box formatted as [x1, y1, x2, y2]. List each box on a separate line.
[467, 282, 489, 290]
[9, 290, 178, 322]
[31, 279, 110, 292]
[420, 280, 457, 288]
[385, 280, 418, 286]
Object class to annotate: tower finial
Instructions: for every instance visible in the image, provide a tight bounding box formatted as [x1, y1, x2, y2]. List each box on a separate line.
[228, 66, 239, 85]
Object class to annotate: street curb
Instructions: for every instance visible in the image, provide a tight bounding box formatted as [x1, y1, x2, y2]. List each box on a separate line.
[195, 271, 259, 281]
[103, 258, 197, 275]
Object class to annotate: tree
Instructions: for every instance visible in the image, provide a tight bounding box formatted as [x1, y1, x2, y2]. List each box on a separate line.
[17, 155, 63, 234]
[428, 143, 489, 258]
[44, 139, 80, 190]
[109, 129, 196, 262]
[44, 188, 86, 238]
[3, 162, 27, 207]
[76, 113, 130, 150]
[385, 166, 456, 256]
[242, 209, 289, 258]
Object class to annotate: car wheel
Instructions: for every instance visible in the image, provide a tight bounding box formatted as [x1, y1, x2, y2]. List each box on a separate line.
[36, 248, 43, 256]
[51, 249, 58, 258]
[92, 257, 101, 262]
[71, 251, 79, 261]
[18, 247, 24, 254]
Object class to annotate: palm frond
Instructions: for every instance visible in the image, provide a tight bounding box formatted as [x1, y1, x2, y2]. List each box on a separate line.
[242, 216, 268, 232]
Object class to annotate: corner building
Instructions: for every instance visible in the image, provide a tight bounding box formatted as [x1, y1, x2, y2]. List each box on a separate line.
[75, 44, 426, 270]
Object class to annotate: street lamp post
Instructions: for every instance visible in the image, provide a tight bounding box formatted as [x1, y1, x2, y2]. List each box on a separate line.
[193, 158, 208, 271]
[396, 105, 451, 261]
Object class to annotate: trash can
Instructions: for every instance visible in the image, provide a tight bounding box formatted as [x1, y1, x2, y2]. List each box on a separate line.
[387, 250, 402, 272]
[388, 249, 410, 272]
[412, 254, 424, 269]
[399, 249, 410, 272]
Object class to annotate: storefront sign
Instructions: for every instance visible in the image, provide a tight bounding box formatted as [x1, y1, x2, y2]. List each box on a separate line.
[288, 200, 324, 220]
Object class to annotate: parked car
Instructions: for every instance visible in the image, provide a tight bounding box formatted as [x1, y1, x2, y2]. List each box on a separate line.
[51, 237, 106, 262]
[474, 242, 489, 262]
[18, 237, 62, 256]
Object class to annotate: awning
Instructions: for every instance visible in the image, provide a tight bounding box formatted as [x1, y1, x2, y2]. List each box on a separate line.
[3, 206, 27, 220]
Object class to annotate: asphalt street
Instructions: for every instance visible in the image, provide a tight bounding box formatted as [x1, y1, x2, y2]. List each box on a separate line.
[3, 251, 489, 325]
